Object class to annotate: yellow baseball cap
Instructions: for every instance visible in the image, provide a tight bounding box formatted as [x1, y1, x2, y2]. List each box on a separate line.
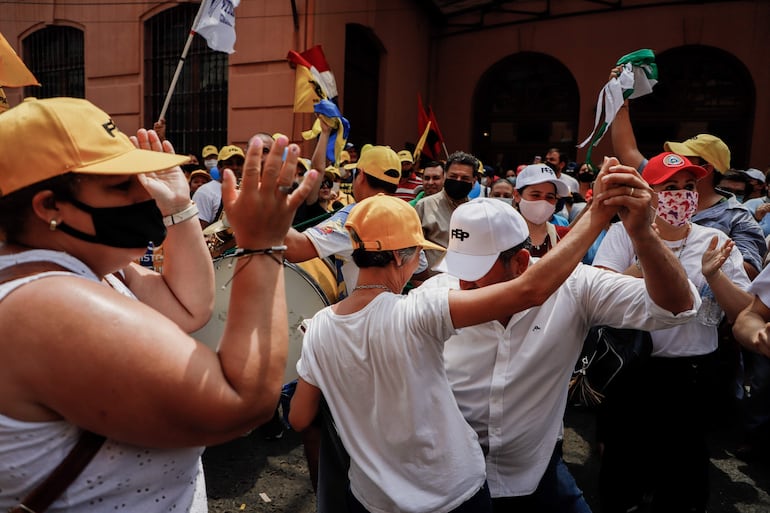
[663, 134, 730, 174]
[397, 150, 414, 163]
[189, 169, 212, 182]
[345, 194, 445, 252]
[343, 145, 401, 185]
[0, 97, 189, 197]
[202, 145, 219, 158]
[218, 145, 245, 162]
[324, 165, 341, 180]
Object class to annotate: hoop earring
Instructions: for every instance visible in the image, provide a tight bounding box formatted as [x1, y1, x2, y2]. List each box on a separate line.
[49, 219, 58, 231]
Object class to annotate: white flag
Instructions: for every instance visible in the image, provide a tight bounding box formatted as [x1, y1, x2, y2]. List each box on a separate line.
[193, 0, 240, 54]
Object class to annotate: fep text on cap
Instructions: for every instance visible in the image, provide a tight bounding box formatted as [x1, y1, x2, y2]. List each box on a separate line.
[435, 198, 530, 281]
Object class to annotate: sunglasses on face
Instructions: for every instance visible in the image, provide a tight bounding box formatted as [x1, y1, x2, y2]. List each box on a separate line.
[321, 180, 333, 188]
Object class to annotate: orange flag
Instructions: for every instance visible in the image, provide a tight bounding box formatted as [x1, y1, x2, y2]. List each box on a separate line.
[0, 31, 40, 87]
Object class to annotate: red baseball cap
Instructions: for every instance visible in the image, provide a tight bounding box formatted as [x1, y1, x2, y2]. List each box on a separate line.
[642, 152, 708, 185]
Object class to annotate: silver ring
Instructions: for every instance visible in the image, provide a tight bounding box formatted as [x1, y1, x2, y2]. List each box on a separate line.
[630, 187, 635, 197]
[278, 185, 293, 194]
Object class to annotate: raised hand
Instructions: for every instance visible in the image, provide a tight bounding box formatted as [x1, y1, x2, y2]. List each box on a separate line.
[131, 128, 191, 215]
[222, 135, 319, 250]
[593, 157, 654, 238]
[702, 235, 735, 279]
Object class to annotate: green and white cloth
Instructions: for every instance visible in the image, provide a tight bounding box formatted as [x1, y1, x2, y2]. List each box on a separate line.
[578, 49, 658, 169]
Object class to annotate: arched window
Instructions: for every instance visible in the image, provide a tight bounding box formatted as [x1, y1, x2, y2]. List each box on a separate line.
[472, 52, 579, 174]
[629, 45, 754, 168]
[344, 24, 383, 148]
[144, 4, 228, 159]
[23, 26, 84, 99]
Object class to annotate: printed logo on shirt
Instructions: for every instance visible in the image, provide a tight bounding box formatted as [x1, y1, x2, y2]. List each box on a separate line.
[532, 326, 541, 332]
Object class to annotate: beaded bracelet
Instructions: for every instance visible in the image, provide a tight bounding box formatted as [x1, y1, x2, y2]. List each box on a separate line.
[232, 245, 287, 265]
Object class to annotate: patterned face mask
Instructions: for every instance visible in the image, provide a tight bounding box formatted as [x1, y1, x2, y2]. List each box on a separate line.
[656, 190, 698, 227]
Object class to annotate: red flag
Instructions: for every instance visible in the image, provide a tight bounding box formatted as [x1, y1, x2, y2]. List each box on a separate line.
[428, 107, 444, 147]
[417, 94, 443, 160]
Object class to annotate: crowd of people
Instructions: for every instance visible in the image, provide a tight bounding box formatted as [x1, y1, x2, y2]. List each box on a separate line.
[2, 67, 770, 513]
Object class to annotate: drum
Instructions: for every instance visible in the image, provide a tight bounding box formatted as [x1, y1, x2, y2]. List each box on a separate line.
[192, 255, 331, 384]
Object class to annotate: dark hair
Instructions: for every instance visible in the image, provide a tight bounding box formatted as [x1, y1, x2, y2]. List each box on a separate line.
[497, 238, 532, 266]
[363, 172, 397, 194]
[445, 151, 479, 175]
[547, 148, 569, 164]
[351, 246, 419, 268]
[424, 161, 444, 172]
[0, 172, 79, 243]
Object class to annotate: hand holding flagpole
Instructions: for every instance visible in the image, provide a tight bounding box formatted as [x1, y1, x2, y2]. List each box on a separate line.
[158, 0, 240, 123]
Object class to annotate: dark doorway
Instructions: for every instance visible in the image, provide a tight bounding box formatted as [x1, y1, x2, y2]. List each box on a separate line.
[344, 24, 383, 149]
[472, 52, 579, 175]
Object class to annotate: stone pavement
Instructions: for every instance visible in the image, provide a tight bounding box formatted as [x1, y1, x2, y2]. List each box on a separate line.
[203, 406, 770, 512]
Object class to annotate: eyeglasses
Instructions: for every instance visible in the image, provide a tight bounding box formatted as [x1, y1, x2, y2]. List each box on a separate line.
[321, 180, 333, 188]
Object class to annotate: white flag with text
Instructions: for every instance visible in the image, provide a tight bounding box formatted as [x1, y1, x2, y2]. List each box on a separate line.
[193, 0, 240, 54]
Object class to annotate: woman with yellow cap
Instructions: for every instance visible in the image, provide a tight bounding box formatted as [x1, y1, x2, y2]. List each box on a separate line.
[0, 98, 317, 513]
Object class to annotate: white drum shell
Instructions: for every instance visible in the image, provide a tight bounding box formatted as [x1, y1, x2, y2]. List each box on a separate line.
[192, 256, 330, 384]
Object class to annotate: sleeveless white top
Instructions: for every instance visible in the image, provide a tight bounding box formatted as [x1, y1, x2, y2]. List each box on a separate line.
[0, 250, 207, 512]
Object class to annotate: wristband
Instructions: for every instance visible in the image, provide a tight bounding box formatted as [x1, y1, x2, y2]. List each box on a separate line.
[163, 202, 198, 226]
[232, 246, 287, 265]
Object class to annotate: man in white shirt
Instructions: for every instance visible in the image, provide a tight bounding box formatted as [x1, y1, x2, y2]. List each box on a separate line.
[429, 172, 700, 512]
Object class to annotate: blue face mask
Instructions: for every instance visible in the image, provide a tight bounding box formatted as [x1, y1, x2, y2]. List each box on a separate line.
[57, 197, 167, 249]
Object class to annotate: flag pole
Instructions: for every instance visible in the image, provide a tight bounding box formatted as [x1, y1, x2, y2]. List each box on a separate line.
[441, 142, 449, 160]
[158, 1, 208, 123]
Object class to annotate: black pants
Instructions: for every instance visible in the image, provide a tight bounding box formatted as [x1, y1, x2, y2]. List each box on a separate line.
[598, 352, 718, 513]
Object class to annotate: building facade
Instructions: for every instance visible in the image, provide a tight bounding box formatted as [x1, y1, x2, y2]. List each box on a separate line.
[1, 0, 767, 171]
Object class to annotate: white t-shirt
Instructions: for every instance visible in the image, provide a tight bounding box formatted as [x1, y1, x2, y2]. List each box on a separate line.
[192, 180, 222, 224]
[593, 222, 750, 356]
[750, 263, 770, 305]
[0, 250, 207, 513]
[433, 263, 698, 497]
[296, 286, 486, 513]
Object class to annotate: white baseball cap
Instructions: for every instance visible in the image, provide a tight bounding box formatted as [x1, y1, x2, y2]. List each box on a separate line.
[515, 164, 570, 197]
[435, 198, 530, 281]
[743, 168, 766, 183]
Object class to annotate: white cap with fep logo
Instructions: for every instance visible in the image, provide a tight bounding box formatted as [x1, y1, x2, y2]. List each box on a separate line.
[435, 198, 530, 281]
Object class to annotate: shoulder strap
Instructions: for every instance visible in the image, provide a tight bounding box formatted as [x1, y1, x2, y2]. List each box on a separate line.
[546, 222, 559, 249]
[1, 260, 107, 513]
[0, 260, 69, 286]
[9, 431, 106, 513]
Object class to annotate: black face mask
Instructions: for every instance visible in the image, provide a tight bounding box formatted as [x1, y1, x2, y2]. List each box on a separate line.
[444, 178, 473, 200]
[57, 197, 167, 249]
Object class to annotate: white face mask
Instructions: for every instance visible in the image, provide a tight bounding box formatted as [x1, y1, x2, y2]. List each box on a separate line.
[492, 196, 513, 206]
[518, 199, 555, 224]
[204, 158, 218, 170]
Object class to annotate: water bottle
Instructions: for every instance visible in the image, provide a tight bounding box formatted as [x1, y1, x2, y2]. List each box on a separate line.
[697, 282, 723, 326]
